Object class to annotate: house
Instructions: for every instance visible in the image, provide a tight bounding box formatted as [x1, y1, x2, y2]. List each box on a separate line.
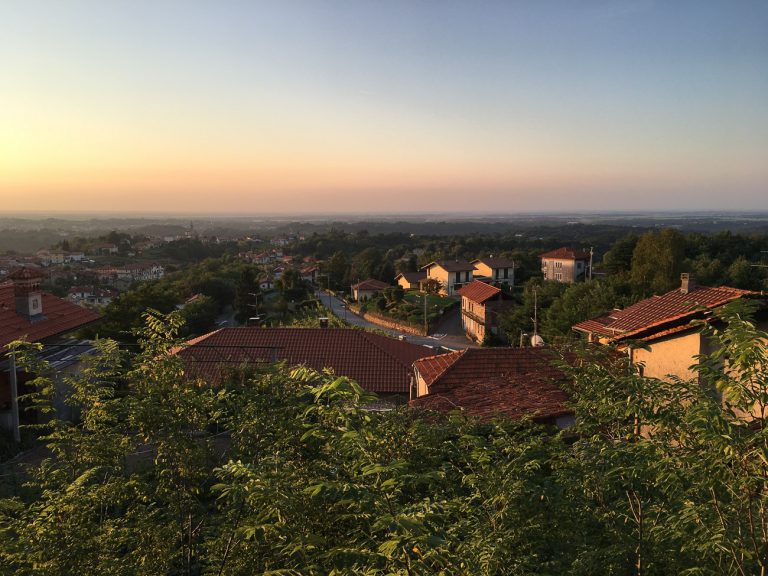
[91, 243, 119, 255]
[421, 260, 475, 296]
[409, 347, 575, 427]
[0, 268, 100, 431]
[67, 285, 118, 307]
[457, 281, 514, 343]
[95, 263, 165, 284]
[300, 265, 319, 284]
[351, 279, 390, 301]
[572, 273, 766, 382]
[173, 327, 435, 403]
[471, 256, 515, 287]
[395, 271, 426, 291]
[540, 247, 590, 283]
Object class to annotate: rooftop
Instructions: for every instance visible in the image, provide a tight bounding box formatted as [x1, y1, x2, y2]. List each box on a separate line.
[472, 256, 516, 268]
[422, 260, 476, 272]
[351, 278, 390, 291]
[411, 347, 571, 421]
[174, 327, 435, 394]
[573, 283, 758, 341]
[457, 280, 503, 304]
[0, 282, 100, 349]
[540, 247, 591, 260]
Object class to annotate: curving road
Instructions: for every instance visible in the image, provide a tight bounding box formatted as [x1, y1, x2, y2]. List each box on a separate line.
[315, 290, 478, 351]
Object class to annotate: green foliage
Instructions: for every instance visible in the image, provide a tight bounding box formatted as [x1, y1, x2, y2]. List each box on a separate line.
[630, 229, 686, 296]
[1, 306, 766, 575]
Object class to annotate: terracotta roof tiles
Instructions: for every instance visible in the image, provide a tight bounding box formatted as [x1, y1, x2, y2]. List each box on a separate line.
[0, 282, 100, 348]
[457, 281, 502, 304]
[540, 247, 591, 260]
[351, 279, 390, 291]
[411, 347, 572, 421]
[573, 284, 757, 341]
[174, 327, 434, 394]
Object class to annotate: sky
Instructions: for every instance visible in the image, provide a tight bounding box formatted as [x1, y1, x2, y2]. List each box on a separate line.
[1, 0, 766, 214]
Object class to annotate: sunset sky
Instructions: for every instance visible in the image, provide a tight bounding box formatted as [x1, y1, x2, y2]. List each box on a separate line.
[1, 0, 766, 214]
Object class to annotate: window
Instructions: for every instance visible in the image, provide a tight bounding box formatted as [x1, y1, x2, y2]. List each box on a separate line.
[455, 272, 461, 283]
[555, 261, 563, 269]
[555, 272, 563, 281]
[503, 267, 509, 279]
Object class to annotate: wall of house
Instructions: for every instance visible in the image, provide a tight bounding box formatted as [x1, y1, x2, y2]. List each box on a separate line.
[461, 296, 487, 342]
[631, 331, 703, 381]
[542, 258, 584, 283]
[397, 277, 418, 291]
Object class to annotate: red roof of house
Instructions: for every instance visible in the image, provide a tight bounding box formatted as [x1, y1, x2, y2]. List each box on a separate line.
[0, 282, 100, 349]
[540, 247, 590, 260]
[573, 284, 758, 341]
[174, 327, 434, 393]
[457, 281, 502, 304]
[410, 347, 571, 421]
[351, 279, 390, 291]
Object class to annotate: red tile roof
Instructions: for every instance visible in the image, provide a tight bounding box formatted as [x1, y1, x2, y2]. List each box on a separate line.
[351, 279, 390, 291]
[174, 327, 434, 393]
[411, 347, 572, 421]
[540, 247, 590, 260]
[573, 284, 758, 341]
[0, 282, 100, 349]
[457, 281, 502, 304]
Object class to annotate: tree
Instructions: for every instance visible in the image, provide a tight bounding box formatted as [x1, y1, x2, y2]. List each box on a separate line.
[602, 234, 638, 275]
[422, 278, 443, 295]
[541, 280, 619, 339]
[630, 229, 686, 296]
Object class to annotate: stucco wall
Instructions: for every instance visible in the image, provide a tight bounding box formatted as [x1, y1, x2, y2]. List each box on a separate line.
[632, 331, 703, 381]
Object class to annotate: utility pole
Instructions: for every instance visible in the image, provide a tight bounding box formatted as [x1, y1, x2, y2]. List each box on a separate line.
[589, 247, 594, 281]
[423, 293, 428, 335]
[9, 350, 20, 443]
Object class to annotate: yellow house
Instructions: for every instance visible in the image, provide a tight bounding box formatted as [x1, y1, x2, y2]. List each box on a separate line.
[395, 271, 426, 291]
[421, 260, 475, 296]
[471, 256, 515, 287]
[572, 274, 764, 381]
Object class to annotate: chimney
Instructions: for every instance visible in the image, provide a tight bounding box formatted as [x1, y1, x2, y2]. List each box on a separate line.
[318, 317, 329, 328]
[8, 267, 45, 318]
[680, 273, 696, 294]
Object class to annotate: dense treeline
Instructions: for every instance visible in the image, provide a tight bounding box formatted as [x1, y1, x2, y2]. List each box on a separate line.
[1, 304, 766, 574]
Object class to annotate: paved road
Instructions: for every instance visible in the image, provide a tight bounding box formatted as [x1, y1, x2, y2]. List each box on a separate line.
[315, 291, 477, 351]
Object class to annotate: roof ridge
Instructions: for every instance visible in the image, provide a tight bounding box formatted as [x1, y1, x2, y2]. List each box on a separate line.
[359, 330, 429, 368]
[427, 348, 469, 387]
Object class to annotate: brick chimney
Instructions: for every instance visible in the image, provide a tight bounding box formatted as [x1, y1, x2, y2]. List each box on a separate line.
[8, 267, 45, 318]
[680, 273, 697, 294]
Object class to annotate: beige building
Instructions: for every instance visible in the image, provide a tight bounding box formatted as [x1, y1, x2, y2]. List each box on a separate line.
[394, 271, 426, 291]
[573, 274, 765, 382]
[540, 247, 590, 283]
[421, 260, 475, 296]
[471, 257, 515, 287]
[351, 278, 390, 301]
[457, 281, 514, 343]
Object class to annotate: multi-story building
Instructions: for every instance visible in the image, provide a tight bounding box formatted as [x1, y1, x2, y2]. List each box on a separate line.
[457, 280, 514, 343]
[421, 260, 475, 296]
[540, 247, 590, 283]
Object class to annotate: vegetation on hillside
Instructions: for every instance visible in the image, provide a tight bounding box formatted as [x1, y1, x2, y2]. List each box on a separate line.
[0, 303, 765, 575]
